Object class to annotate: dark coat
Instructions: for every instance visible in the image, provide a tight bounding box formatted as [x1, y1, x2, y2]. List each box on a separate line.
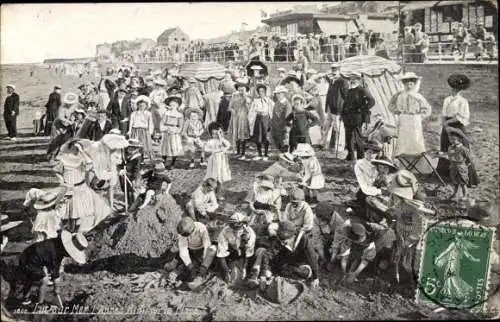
[44, 92, 62, 121]
[4, 92, 20, 116]
[325, 77, 349, 115]
[341, 86, 375, 127]
[76, 117, 113, 141]
[107, 95, 132, 131]
[18, 238, 68, 282]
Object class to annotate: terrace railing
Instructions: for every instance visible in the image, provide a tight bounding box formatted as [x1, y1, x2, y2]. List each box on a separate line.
[134, 40, 497, 64]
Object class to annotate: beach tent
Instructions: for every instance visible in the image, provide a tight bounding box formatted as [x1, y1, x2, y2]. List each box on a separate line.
[338, 55, 435, 173]
[179, 62, 227, 127]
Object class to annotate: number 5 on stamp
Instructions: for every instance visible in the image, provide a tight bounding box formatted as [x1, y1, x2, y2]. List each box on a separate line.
[416, 219, 496, 312]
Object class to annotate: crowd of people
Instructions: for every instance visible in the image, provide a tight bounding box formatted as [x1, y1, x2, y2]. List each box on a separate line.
[131, 24, 497, 66]
[1, 55, 493, 316]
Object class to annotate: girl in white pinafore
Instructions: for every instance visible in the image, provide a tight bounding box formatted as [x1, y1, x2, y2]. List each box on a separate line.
[54, 140, 112, 233]
[160, 96, 184, 170]
[204, 122, 231, 200]
[292, 143, 325, 207]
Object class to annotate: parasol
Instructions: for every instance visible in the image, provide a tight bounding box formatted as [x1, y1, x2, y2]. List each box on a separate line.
[178, 62, 226, 82]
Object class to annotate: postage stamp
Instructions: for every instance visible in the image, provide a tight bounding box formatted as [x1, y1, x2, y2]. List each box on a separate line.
[416, 218, 496, 312]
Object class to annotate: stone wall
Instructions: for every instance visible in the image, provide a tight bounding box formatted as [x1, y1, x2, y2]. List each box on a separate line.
[136, 62, 498, 105]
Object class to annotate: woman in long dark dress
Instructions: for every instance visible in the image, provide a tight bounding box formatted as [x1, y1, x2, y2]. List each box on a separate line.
[437, 74, 479, 187]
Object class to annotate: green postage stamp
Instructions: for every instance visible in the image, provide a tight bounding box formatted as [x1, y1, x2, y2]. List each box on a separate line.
[416, 219, 496, 312]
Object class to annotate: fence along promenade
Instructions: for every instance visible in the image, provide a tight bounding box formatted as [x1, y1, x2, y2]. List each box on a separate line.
[134, 40, 498, 64]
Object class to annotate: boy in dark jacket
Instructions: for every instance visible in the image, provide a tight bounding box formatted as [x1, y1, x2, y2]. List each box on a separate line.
[260, 220, 320, 288]
[285, 94, 319, 153]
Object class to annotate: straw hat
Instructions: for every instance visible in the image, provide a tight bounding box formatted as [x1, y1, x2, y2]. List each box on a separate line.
[292, 143, 315, 157]
[33, 186, 68, 210]
[63, 93, 79, 105]
[6, 84, 15, 90]
[389, 170, 417, 200]
[187, 77, 198, 83]
[371, 157, 398, 171]
[258, 176, 275, 190]
[447, 74, 470, 91]
[136, 95, 151, 106]
[398, 72, 421, 82]
[61, 230, 88, 264]
[101, 133, 129, 150]
[273, 85, 288, 94]
[165, 96, 182, 106]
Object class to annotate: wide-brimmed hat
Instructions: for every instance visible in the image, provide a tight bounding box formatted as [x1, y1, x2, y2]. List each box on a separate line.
[33, 186, 68, 210]
[135, 95, 151, 106]
[63, 93, 79, 105]
[1, 216, 23, 232]
[246, 60, 268, 77]
[228, 212, 247, 227]
[165, 96, 182, 106]
[330, 62, 340, 69]
[292, 143, 315, 157]
[345, 222, 367, 243]
[277, 67, 287, 73]
[54, 85, 62, 89]
[6, 84, 15, 90]
[273, 85, 288, 94]
[371, 157, 398, 171]
[398, 72, 421, 82]
[185, 107, 203, 119]
[61, 230, 88, 264]
[389, 170, 417, 200]
[258, 176, 275, 190]
[154, 79, 167, 86]
[447, 74, 470, 90]
[101, 133, 129, 150]
[187, 77, 198, 83]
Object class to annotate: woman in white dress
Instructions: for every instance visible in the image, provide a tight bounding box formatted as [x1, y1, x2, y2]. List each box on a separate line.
[54, 139, 113, 233]
[388, 72, 432, 157]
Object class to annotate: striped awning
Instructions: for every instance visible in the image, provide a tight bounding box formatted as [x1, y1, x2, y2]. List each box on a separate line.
[178, 62, 226, 81]
[339, 55, 402, 77]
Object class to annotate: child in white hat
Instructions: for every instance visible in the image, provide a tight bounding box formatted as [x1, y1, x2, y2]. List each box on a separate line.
[292, 143, 325, 206]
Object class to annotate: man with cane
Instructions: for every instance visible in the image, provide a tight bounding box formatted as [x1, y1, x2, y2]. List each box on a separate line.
[323, 63, 348, 158]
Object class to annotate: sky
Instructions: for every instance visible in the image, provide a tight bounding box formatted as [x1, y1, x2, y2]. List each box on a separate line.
[1, 2, 336, 64]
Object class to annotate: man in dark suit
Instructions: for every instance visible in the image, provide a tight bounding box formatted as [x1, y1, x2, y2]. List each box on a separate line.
[324, 63, 349, 151]
[43, 85, 62, 135]
[3, 84, 20, 141]
[107, 88, 131, 134]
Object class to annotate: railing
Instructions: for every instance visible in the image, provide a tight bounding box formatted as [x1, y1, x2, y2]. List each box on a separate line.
[133, 40, 497, 64]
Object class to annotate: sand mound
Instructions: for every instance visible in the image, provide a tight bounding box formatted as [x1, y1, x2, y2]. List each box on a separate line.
[91, 193, 183, 261]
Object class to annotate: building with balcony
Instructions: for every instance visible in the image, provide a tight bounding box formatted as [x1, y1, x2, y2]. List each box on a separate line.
[402, 0, 498, 42]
